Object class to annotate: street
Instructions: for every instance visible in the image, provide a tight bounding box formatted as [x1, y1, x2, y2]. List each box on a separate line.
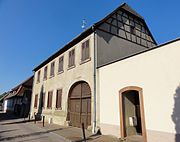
[0, 112, 70, 142]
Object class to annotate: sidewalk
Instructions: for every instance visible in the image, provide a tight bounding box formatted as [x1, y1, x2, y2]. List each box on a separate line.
[32, 120, 120, 142]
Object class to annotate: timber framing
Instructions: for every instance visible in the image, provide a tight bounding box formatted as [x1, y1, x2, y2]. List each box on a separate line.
[33, 3, 157, 72]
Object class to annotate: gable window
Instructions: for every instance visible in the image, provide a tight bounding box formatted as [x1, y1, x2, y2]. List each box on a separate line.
[43, 66, 48, 80]
[37, 71, 41, 83]
[58, 56, 64, 73]
[34, 94, 38, 108]
[56, 89, 62, 109]
[68, 49, 75, 67]
[50, 62, 55, 77]
[81, 39, 90, 62]
[130, 25, 136, 35]
[47, 91, 53, 109]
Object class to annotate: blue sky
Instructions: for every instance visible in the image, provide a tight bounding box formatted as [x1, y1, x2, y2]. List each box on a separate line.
[0, 0, 180, 94]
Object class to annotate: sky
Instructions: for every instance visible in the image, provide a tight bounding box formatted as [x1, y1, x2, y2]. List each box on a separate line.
[0, 0, 180, 94]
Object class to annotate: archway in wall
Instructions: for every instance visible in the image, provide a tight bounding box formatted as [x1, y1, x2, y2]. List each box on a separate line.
[119, 86, 147, 142]
[67, 81, 91, 129]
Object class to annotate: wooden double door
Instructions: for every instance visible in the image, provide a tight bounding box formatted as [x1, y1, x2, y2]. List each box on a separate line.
[68, 81, 91, 129]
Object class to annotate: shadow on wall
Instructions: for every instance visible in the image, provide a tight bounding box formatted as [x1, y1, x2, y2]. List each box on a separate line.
[37, 85, 44, 119]
[172, 85, 180, 142]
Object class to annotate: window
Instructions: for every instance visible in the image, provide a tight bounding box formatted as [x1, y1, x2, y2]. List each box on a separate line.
[56, 89, 62, 109]
[50, 62, 55, 77]
[130, 26, 136, 35]
[81, 40, 90, 61]
[47, 91, 53, 109]
[37, 70, 41, 83]
[43, 66, 48, 80]
[34, 94, 38, 108]
[58, 56, 64, 73]
[68, 49, 75, 67]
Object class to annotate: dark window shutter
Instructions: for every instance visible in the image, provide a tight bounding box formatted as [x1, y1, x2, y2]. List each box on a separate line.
[56, 89, 62, 109]
[58, 56, 64, 72]
[50, 62, 55, 76]
[34, 94, 38, 108]
[82, 40, 90, 61]
[50, 92, 52, 108]
[69, 49, 75, 67]
[44, 68, 46, 79]
[37, 71, 41, 83]
[47, 91, 53, 109]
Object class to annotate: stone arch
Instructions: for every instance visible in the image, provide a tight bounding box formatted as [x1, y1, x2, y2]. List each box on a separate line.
[67, 81, 91, 128]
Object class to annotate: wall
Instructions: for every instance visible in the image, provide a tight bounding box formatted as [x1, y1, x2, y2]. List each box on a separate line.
[96, 29, 148, 68]
[98, 39, 180, 142]
[31, 33, 95, 126]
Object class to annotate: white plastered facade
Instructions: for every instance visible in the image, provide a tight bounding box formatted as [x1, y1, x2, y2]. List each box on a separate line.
[98, 39, 180, 142]
[30, 33, 95, 126]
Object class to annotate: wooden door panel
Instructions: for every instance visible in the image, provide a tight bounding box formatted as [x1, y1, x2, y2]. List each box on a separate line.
[69, 82, 91, 129]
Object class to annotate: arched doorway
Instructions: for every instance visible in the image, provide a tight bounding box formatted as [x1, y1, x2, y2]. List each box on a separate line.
[68, 81, 91, 129]
[119, 86, 147, 142]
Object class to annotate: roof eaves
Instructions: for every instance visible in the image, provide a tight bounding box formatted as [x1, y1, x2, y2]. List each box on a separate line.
[11, 75, 34, 91]
[33, 27, 94, 71]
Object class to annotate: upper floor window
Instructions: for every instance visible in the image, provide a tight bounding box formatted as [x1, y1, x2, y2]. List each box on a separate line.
[68, 49, 75, 67]
[56, 89, 62, 109]
[50, 61, 55, 77]
[34, 94, 38, 108]
[43, 66, 48, 80]
[37, 70, 41, 83]
[58, 56, 64, 73]
[47, 91, 53, 109]
[81, 40, 90, 61]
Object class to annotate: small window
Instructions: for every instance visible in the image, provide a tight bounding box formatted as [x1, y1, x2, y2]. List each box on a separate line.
[58, 56, 64, 73]
[47, 91, 53, 109]
[82, 40, 90, 61]
[37, 71, 41, 83]
[43, 66, 48, 80]
[56, 89, 62, 109]
[34, 94, 38, 108]
[50, 62, 55, 77]
[130, 26, 136, 35]
[68, 49, 75, 67]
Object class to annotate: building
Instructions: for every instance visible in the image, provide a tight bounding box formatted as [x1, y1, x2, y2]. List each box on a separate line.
[4, 76, 33, 117]
[30, 2, 157, 141]
[0, 92, 8, 111]
[98, 38, 180, 142]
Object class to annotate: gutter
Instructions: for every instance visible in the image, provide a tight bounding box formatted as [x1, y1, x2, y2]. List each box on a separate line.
[92, 26, 97, 133]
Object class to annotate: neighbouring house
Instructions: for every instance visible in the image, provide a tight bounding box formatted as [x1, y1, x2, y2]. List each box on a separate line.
[0, 92, 8, 111]
[30, 3, 158, 142]
[4, 76, 33, 117]
[98, 38, 180, 142]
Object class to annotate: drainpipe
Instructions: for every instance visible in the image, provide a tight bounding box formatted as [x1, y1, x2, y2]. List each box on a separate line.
[92, 26, 97, 133]
[29, 71, 35, 118]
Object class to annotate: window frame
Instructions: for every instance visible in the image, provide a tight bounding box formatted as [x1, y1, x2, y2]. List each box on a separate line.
[43, 66, 48, 80]
[37, 70, 41, 83]
[47, 91, 53, 109]
[68, 49, 75, 68]
[50, 61, 55, 77]
[34, 94, 38, 108]
[56, 89, 62, 110]
[58, 56, 64, 73]
[81, 39, 90, 62]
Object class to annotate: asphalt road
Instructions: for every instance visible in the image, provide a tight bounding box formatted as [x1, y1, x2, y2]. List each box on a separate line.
[0, 112, 70, 142]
